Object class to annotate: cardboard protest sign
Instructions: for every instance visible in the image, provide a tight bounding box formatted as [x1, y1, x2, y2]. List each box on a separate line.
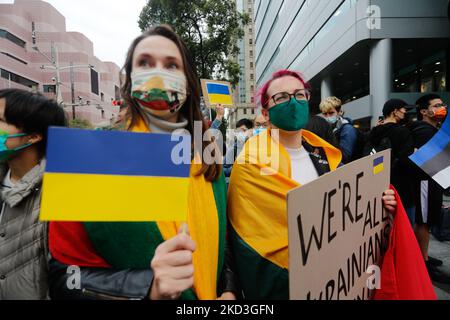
[288, 150, 391, 300]
[410, 114, 450, 189]
[200, 79, 234, 108]
[40, 127, 191, 222]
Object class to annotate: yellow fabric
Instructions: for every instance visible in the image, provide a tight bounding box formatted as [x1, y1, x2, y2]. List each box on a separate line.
[228, 129, 342, 269]
[41, 173, 189, 222]
[130, 116, 219, 300]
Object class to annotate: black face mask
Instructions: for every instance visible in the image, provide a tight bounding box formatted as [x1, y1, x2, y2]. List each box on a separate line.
[398, 113, 410, 125]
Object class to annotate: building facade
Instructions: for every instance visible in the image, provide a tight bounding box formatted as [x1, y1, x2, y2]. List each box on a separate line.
[255, 0, 450, 128]
[0, 0, 121, 127]
[229, 0, 257, 128]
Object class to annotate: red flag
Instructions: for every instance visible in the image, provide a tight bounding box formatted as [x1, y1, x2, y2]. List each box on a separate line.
[374, 186, 436, 300]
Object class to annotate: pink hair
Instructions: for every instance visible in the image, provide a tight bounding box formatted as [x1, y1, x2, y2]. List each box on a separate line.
[255, 69, 311, 109]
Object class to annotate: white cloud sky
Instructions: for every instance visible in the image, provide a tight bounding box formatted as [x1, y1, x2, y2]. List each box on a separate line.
[1, 0, 148, 67]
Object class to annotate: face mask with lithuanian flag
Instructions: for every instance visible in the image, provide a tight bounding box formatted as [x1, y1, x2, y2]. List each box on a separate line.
[131, 69, 187, 119]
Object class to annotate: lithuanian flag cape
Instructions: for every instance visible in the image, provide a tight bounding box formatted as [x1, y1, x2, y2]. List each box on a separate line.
[50, 116, 227, 300]
[228, 129, 341, 299]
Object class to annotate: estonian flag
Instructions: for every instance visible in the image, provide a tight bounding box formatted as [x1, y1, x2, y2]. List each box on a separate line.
[410, 115, 450, 189]
[40, 128, 191, 222]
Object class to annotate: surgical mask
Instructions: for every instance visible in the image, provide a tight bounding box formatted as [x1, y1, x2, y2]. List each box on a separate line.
[253, 127, 267, 136]
[131, 69, 187, 119]
[0, 130, 32, 161]
[326, 116, 338, 125]
[236, 131, 248, 143]
[431, 107, 447, 120]
[268, 98, 309, 131]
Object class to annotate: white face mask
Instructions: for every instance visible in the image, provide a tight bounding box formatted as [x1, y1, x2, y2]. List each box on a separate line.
[131, 69, 187, 119]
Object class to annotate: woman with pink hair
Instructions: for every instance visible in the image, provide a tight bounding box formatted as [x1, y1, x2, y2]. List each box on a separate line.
[227, 70, 397, 299]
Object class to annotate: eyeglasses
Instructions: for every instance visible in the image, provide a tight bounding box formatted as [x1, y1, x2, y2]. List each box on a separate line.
[269, 89, 310, 106]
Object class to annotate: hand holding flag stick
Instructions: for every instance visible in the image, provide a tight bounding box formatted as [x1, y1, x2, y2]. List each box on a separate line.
[149, 223, 196, 300]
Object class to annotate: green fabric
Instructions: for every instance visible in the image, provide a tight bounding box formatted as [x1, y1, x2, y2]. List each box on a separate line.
[84, 221, 197, 300]
[229, 227, 289, 300]
[212, 171, 227, 289]
[132, 88, 169, 103]
[83, 173, 228, 300]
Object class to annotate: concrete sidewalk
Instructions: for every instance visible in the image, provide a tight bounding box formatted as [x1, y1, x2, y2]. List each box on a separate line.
[429, 194, 450, 300]
[429, 235, 450, 300]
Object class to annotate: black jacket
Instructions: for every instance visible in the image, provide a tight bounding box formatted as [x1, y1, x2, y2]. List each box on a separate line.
[409, 121, 444, 219]
[48, 243, 240, 300]
[368, 123, 416, 208]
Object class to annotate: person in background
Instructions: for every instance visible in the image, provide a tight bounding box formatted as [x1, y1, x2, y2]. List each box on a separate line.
[366, 99, 416, 225]
[410, 93, 449, 284]
[305, 115, 339, 148]
[319, 96, 357, 163]
[253, 114, 268, 136]
[0, 89, 67, 299]
[210, 104, 225, 130]
[223, 118, 254, 179]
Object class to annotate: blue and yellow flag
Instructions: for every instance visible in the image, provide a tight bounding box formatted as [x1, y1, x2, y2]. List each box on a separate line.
[204, 81, 233, 106]
[373, 156, 385, 175]
[40, 127, 191, 222]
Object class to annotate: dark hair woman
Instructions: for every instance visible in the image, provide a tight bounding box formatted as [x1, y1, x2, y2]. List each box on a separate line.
[0, 89, 66, 299]
[48, 25, 238, 300]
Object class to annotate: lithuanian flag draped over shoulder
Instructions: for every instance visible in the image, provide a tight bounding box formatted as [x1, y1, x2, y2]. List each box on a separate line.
[228, 129, 341, 299]
[49, 116, 227, 300]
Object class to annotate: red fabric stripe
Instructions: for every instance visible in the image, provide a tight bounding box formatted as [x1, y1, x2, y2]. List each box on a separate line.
[49, 222, 111, 268]
[374, 186, 436, 300]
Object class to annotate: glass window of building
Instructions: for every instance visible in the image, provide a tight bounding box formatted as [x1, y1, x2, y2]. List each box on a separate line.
[1, 69, 38, 88]
[43, 85, 56, 93]
[0, 29, 26, 48]
[393, 39, 448, 93]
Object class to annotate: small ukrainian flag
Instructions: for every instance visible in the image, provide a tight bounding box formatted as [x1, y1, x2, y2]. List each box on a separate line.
[373, 156, 384, 175]
[206, 82, 233, 105]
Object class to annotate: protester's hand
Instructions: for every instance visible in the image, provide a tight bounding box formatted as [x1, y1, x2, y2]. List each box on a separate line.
[149, 223, 196, 300]
[382, 189, 397, 213]
[376, 119, 384, 126]
[217, 292, 237, 300]
[215, 104, 225, 121]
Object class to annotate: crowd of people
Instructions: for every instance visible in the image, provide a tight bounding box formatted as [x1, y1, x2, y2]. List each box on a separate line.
[0, 24, 447, 300]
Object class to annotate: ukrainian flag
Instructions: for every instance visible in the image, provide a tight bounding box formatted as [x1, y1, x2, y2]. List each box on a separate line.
[40, 127, 191, 222]
[207, 82, 233, 105]
[373, 156, 384, 175]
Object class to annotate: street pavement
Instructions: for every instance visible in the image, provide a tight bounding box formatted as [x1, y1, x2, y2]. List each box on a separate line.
[429, 235, 450, 300]
[429, 194, 450, 300]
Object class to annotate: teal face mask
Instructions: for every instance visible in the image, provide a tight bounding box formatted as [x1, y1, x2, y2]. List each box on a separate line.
[268, 98, 309, 131]
[0, 130, 32, 161]
[326, 116, 338, 125]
